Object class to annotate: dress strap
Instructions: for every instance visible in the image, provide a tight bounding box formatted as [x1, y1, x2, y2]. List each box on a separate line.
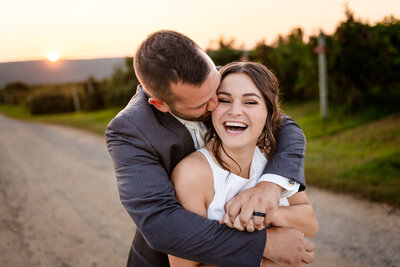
[197, 148, 218, 173]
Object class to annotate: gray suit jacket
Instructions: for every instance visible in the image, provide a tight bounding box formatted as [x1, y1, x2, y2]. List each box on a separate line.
[106, 86, 306, 267]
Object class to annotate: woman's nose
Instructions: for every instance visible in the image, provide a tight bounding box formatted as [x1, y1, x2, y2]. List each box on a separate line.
[229, 101, 243, 116]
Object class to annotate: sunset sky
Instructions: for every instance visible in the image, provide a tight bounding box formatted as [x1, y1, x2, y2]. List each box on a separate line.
[1, 0, 399, 63]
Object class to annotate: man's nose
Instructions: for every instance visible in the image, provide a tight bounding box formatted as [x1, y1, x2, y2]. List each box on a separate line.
[206, 94, 218, 111]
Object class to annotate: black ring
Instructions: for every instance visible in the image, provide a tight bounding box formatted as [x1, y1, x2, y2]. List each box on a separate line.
[253, 212, 266, 217]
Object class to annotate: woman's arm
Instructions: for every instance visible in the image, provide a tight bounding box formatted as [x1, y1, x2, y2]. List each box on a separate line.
[168, 151, 215, 267]
[270, 192, 319, 238]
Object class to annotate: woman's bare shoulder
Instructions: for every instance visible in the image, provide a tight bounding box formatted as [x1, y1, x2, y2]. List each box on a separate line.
[171, 150, 214, 213]
[172, 150, 210, 180]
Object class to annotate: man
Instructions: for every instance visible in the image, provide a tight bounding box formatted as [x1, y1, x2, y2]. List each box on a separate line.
[106, 30, 314, 266]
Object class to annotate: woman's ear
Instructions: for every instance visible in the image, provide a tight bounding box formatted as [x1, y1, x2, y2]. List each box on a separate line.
[148, 98, 170, 113]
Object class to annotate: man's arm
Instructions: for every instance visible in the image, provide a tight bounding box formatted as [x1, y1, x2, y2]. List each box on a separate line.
[106, 116, 265, 266]
[223, 115, 307, 229]
[263, 115, 306, 189]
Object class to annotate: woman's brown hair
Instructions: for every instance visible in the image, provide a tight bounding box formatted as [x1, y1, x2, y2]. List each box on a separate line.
[205, 62, 282, 172]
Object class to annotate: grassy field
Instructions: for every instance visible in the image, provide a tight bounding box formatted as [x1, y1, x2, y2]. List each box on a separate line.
[1, 102, 399, 206]
[0, 104, 121, 135]
[283, 102, 400, 206]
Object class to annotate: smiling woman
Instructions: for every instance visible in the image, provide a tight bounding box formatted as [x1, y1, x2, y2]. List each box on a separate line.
[47, 51, 60, 62]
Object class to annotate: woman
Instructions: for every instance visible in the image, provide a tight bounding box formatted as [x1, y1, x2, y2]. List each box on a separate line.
[169, 62, 318, 266]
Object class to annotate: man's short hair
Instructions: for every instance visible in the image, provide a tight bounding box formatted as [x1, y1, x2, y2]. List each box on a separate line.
[134, 30, 210, 102]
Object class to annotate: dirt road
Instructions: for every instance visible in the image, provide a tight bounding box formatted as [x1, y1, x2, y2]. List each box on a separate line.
[1, 114, 399, 267]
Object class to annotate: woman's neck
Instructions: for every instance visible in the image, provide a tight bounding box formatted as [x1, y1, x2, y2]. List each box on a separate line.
[217, 144, 256, 179]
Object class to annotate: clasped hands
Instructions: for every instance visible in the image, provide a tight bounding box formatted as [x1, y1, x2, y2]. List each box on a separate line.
[219, 181, 315, 266]
[220, 181, 280, 232]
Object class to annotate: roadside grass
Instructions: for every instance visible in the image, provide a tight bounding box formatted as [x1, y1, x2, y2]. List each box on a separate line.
[1, 101, 399, 206]
[305, 114, 400, 206]
[0, 104, 121, 135]
[283, 101, 400, 207]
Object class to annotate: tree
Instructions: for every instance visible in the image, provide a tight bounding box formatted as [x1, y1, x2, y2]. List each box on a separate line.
[102, 57, 139, 107]
[206, 37, 243, 66]
[1, 82, 31, 105]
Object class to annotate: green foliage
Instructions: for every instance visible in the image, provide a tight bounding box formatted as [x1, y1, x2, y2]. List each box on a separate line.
[1, 82, 31, 105]
[250, 28, 318, 102]
[27, 88, 75, 115]
[80, 77, 105, 111]
[0, 104, 121, 135]
[330, 9, 400, 113]
[207, 9, 399, 115]
[283, 101, 400, 207]
[102, 57, 139, 107]
[206, 38, 244, 66]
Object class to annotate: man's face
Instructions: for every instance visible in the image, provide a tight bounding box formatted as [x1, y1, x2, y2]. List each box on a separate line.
[168, 50, 221, 121]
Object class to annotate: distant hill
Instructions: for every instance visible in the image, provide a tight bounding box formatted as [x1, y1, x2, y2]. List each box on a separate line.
[0, 58, 126, 87]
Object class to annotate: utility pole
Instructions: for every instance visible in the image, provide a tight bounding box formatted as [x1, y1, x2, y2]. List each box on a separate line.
[315, 32, 328, 118]
[70, 85, 81, 112]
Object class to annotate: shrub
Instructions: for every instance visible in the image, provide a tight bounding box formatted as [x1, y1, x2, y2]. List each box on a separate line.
[102, 57, 139, 107]
[80, 77, 105, 111]
[27, 89, 75, 115]
[1, 82, 31, 105]
[331, 9, 400, 113]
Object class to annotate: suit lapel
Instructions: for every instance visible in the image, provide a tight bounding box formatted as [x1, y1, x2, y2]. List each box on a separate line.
[139, 85, 195, 153]
[156, 110, 196, 153]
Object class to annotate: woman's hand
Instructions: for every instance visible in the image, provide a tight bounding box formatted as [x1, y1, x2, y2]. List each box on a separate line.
[220, 182, 282, 231]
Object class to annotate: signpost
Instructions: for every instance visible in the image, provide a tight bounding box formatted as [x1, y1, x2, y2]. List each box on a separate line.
[315, 32, 328, 118]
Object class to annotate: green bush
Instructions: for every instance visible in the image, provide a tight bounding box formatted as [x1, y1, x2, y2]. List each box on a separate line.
[329, 10, 400, 113]
[27, 89, 75, 115]
[80, 77, 105, 111]
[249, 29, 318, 102]
[206, 38, 244, 66]
[1, 82, 31, 105]
[102, 57, 139, 107]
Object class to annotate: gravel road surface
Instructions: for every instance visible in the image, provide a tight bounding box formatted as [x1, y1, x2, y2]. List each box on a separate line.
[1, 114, 399, 267]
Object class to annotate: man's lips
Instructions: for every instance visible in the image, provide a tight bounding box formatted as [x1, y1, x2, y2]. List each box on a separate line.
[223, 121, 248, 134]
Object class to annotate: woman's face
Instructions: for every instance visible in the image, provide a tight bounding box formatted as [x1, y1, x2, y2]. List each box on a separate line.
[212, 72, 268, 150]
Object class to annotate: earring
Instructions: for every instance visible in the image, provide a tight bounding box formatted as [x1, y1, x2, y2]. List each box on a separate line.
[212, 132, 216, 141]
[263, 131, 268, 151]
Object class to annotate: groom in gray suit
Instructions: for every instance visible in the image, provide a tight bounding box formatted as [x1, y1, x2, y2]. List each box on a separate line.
[106, 30, 314, 266]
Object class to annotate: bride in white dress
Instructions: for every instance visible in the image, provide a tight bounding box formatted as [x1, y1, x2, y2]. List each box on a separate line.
[169, 62, 318, 267]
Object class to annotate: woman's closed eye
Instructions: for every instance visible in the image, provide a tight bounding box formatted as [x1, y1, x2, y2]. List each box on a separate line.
[218, 98, 231, 103]
[244, 100, 258, 105]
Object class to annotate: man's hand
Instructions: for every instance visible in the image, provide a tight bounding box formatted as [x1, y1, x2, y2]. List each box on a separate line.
[264, 227, 314, 266]
[220, 182, 282, 231]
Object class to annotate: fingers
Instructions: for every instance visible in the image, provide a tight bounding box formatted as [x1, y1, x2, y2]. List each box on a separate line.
[301, 240, 315, 264]
[238, 206, 254, 229]
[225, 198, 241, 225]
[252, 214, 265, 230]
[233, 216, 245, 231]
[301, 251, 314, 265]
[221, 213, 259, 232]
[220, 213, 233, 228]
[304, 239, 315, 252]
[246, 218, 255, 232]
[263, 202, 277, 226]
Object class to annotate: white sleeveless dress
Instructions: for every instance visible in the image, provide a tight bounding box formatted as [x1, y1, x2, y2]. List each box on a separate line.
[197, 147, 289, 221]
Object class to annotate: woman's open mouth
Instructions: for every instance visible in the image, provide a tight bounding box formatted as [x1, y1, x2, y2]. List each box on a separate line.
[223, 121, 248, 134]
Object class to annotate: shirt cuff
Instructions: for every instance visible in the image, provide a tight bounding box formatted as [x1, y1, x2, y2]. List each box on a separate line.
[258, 174, 300, 198]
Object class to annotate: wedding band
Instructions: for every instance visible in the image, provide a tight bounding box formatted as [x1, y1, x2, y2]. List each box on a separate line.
[253, 212, 266, 217]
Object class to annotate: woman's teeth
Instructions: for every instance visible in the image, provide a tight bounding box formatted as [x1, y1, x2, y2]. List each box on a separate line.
[224, 122, 248, 133]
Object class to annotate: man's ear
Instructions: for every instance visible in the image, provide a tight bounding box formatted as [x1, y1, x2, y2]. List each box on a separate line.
[148, 98, 170, 113]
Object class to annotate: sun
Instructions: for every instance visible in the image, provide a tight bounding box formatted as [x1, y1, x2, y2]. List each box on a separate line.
[48, 51, 60, 62]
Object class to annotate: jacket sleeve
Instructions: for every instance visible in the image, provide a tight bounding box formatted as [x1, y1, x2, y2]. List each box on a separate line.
[263, 115, 307, 190]
[106, 115, 266, 267]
